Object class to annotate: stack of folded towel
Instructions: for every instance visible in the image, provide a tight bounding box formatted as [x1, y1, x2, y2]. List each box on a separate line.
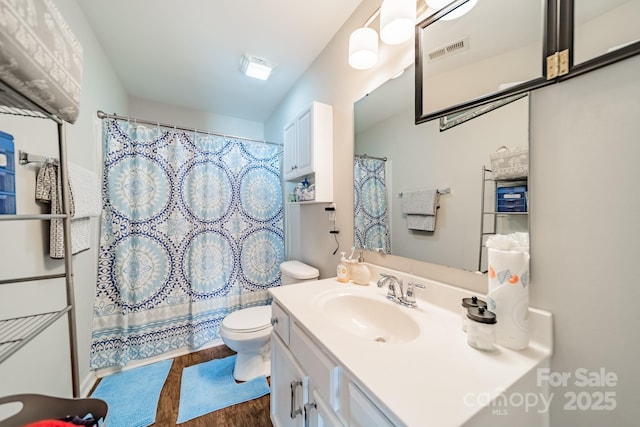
[401, 189, 439, 231]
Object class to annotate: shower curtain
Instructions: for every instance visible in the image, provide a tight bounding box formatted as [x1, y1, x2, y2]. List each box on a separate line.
[354, 157, 391, 254]
[91, 119, 284, 369]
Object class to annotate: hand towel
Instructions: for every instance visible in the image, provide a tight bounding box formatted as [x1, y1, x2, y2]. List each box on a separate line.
[402, 189, 439, 231]
[68, 162, 102, 254]
[35, 161, 75, 259]
[68, 162, 101, 218]
[406, 214, 436, 232]
[401, 189, 438, 215]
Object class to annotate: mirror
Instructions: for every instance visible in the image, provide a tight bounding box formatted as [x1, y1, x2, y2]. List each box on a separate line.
[573, 0, 640, 66]
[416, 0, 546, 123]
[354, 66, 529, 272]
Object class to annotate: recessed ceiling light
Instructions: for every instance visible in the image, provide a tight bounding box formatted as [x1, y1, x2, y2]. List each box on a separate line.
[240, 54, 275, 80]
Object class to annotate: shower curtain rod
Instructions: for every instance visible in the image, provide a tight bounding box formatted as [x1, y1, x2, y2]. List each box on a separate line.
[96, 110, 282, 147]
[355, 153, 387, 162]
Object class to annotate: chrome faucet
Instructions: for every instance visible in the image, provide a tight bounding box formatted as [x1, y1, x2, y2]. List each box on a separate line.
[377, 274, 425, 308]
[377, 273, 403, 303]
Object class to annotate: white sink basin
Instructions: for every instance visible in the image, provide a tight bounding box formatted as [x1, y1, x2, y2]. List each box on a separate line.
[315, 291, 420, 344]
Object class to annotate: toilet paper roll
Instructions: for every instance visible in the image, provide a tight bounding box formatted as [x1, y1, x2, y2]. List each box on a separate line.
[487, 247, 530, 350]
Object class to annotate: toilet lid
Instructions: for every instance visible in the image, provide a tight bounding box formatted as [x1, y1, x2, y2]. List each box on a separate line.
[222, 305, 272, 333]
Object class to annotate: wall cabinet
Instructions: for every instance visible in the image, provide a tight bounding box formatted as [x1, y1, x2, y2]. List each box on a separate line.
[283, 102, 333, 203]
[270, 302, 393, 427]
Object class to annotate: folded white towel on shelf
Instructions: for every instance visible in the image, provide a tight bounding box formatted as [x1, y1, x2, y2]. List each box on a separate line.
[401, 189, 438, 215]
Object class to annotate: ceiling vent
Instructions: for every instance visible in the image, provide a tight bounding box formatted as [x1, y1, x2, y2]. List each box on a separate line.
[427, 36, 470, 61]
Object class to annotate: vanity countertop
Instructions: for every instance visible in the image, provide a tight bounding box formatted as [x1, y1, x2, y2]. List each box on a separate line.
[269, 271, 552, 427]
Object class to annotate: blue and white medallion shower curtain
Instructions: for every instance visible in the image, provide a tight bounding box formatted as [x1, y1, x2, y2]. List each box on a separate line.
[354, 157, 391, 253]
[91, 119, 284, 369]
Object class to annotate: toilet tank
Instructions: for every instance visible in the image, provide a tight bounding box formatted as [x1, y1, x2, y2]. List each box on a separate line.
[280, 260, 319, 285]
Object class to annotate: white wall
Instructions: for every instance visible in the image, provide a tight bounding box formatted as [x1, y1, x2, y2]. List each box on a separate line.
[267, 0, 640, 424]
[129, 96, 265, 141]
[529, 56, 640, 426]
[0, 0, 128, 403]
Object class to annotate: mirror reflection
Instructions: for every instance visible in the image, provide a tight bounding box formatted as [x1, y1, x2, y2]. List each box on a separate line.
[418, 0, 544, 118]
[573, 0, 640, 66]
[354, 67, 529, 272]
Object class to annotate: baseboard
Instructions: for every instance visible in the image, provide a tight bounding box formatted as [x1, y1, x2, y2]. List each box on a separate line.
[92, 338, 225, 379]
[80, 372, 98, 397]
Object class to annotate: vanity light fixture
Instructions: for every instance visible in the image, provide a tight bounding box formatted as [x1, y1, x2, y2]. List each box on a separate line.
[380, 0, 416, 45]
[348, 0, 418, 70]
[426, 0, 478, 21]
[349, 27, 379, 70]
[240, 54, 275, 80]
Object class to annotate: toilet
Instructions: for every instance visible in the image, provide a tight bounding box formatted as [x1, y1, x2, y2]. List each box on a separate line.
[219, 260, 319, 381]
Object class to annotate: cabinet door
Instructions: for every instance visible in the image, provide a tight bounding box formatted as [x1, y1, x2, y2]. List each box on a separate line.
[272, 334, 307, 427]
[348, 382, 394, 427]
[283, 120, 298, 180]
[295, 108, 313, 177]
[306, 390, 343, 427]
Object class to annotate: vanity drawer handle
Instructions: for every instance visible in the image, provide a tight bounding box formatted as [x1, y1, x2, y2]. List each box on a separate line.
[290, 379, 303, 419]
[271, 317, 278, 326]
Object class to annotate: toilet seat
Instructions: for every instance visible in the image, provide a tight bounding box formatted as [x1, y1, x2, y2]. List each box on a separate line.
[222, 305, 271, 333]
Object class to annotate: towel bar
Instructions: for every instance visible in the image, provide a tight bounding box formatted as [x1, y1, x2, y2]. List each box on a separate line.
[18, 150, 55, 165]
[399, 187, 450, 197]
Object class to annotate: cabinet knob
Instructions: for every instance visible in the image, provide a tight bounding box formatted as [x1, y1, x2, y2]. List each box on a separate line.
[271, 317, 278, 326]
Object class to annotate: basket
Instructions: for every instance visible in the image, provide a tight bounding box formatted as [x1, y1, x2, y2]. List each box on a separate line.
[0, 394, 108, 426]
[489, 146, 528, 180]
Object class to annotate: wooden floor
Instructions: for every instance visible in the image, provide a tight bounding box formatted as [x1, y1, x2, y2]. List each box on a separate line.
[96, 345, 273, 427]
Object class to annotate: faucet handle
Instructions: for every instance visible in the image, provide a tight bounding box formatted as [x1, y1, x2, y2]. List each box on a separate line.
[401, 282, 425, 308]
[377, 273, 396, 287]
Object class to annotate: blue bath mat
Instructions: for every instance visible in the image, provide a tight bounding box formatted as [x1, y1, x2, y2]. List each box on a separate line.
[177, 355, 270, 423]
[90, 359, 173, 427]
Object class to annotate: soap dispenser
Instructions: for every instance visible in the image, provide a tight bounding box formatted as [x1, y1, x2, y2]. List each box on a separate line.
[337, 252, 349, 283]
[350, 251, 371, 286]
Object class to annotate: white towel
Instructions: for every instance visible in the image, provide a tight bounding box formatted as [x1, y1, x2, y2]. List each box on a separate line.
[68, 162, 101, 217]
[68, 162, 101, 254]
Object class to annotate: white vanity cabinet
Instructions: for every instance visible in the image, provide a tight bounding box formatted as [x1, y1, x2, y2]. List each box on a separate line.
[283, 101, 333, 203]
[270, 301, 395, 427]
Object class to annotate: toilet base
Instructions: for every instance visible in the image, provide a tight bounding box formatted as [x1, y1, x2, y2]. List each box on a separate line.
[233, 348, 271, 381]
